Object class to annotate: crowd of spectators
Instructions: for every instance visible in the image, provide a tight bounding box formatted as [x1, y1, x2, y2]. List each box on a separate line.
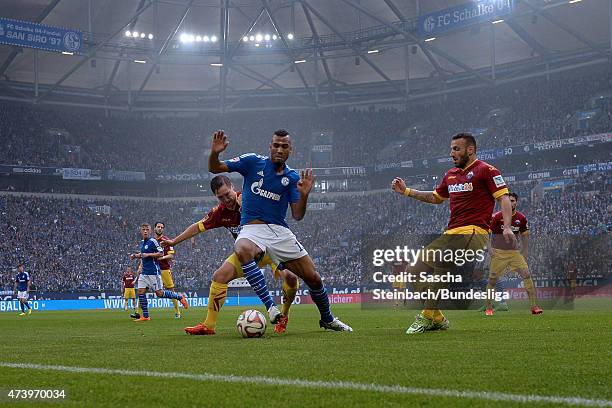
[1, 68, 611, 172]
[1, 173, 609, 292]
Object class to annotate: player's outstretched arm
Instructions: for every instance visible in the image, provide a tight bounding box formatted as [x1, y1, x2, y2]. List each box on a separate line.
[291, 169, 313, 221]
[209, 130, 230, 174]
[391, 177, 443, 205]
[162, 223, 201, 248]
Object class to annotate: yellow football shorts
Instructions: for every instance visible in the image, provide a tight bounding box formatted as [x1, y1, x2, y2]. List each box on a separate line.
[161, 269, 175, 289]
[226, 253, 281, 279]
[489, 249, 528, 278]
[123, 288, 136, 299]
[422, 225, 490, 270]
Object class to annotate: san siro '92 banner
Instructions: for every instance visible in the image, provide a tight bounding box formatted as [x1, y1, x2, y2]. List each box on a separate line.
[418, 0, 515, 38]
[0, 17, 83, 54]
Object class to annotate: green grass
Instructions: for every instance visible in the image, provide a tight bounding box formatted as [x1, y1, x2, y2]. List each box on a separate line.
[0, 300, 610, 407]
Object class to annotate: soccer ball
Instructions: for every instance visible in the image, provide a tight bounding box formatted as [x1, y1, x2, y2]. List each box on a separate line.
[236, 309, 267, 338]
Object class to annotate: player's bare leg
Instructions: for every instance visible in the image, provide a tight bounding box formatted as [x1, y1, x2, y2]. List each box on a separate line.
[517, 268, 542, 314]
[185, 261, 237, 335]
[283, 255, 352, 332]
[235, 238, 281, 323]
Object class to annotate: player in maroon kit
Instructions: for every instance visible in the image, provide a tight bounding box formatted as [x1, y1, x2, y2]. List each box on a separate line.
[485, 192, 543, 315]
[122, 265, 137, 313]
[154, 222, 182, 318]
[392, 133, 516, 334]
[161, 175, 299, 335]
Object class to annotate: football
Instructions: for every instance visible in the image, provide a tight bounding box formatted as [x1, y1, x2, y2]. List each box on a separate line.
[236, 309, 267, 338]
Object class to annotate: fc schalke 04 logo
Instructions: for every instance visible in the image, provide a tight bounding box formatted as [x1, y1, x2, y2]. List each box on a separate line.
[63, 31, 81, 52]
[423, 16, 436, 33]
[281, 177, 289, 186]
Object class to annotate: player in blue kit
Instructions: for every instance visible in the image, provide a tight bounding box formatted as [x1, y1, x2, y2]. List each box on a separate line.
[130, 223, 189, 322]
[13, 264, 32, 316]
[209, 129, 352, 332]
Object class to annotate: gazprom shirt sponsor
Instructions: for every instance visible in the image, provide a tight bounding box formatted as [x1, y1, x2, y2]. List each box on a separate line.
[251, 179, 281, 201]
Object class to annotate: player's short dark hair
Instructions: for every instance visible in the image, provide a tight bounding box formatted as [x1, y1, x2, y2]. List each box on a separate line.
[154, 221, 164, 228]
[452, 132, 477, 149]
[273, 129, 290, 138]
[210, 175, 232, 194]
[509, 192, 519, 201]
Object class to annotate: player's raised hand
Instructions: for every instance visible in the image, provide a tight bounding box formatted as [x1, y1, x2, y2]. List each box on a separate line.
[391, 177, 406, 194]
[211, 130, 229, 154]
[297, 169, 314, 195]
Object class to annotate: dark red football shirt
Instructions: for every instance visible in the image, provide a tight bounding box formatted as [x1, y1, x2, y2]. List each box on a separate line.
[155, 234, 174, 270]
[490, 210, 529, 250]
[122, 272, 135, 289]
[198, 192, 242, 238]
[434, 160, 509, 231]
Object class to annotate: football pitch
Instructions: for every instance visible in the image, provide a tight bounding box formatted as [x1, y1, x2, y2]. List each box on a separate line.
[0, 301, 610, 407]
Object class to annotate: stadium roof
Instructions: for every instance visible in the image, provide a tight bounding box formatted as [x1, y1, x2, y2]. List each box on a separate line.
[0, 0, 609, 112]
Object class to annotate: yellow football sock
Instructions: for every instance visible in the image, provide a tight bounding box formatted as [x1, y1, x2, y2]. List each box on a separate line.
[422, 309, 436, 321]
[485, 280, 496, 309]
[433, 309, 445, 323]
[203, 281, 228, 329]
[281, 279, 299, 316]
[523, 277, 537, 307]
[171, 298, 179, 314]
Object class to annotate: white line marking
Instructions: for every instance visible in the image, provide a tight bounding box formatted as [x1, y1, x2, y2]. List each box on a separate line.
[0, 362, 610, 407]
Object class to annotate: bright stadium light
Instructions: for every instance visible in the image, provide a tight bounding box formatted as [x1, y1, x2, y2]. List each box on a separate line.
[210, 63, 223, 67]
[62, 51, 74, 55]
[255, 43, 260, 47]
[367, 49, 379, 54]
[125, 30, 132, 37]
[294, 59, 306, 64]
[264, 34, 271, 41]
[211, 35, 218, 42]
[492, 19, 504, 24]
[272, 34, 278, 40]
[203, 35, 209, 42]
[249, 35, 255, 41]
[133, 31, 139, 38]
[424, 37, 436, 42]
[133, 60, 146, 64]
[140, 32, 145, 38]
[243, 36, 249, 42]
[196, 35, 202, 42]
[568, 0, 582, 3]
[287, 33, 294, 40]
[255, 34, 263, 42]
[148, 33, 154, 40]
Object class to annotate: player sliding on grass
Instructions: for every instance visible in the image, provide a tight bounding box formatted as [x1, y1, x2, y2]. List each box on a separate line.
[161, 175, 300, 334]
[208, 129, 352, 332]
[484, 192, 543, 315]
[392, 133, 515, 334]
[130, 223, 189, 322]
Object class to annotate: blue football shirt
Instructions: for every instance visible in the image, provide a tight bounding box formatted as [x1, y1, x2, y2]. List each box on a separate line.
[224, 153, 300, 228]
[140, 238, 163, 275]
[15, 272, 29, 291]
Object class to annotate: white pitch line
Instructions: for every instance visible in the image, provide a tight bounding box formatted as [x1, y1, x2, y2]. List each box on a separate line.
[1, 362, 610, 407]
